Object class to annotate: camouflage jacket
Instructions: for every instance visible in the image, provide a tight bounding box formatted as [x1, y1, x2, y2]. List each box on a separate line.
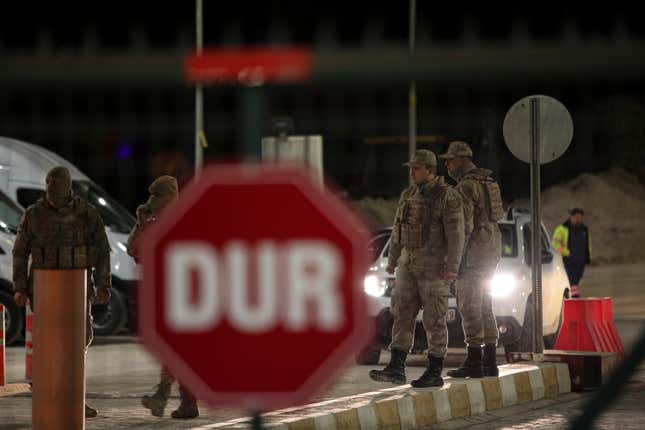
[126, 204, 157, 264]
[12, 195, 111, 294]
[451, 161, 502, 269]
[387, 176, 465, 275]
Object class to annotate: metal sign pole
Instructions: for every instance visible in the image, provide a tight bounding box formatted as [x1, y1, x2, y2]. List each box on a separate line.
[530, 97, 544, 355]
[195, 0, 204, 175]
[408, 0, 416, 185]
[503, 94, 573, 356]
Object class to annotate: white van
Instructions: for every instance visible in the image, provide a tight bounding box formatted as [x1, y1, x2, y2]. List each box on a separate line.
[0, 137, 137, 336]
[0, 189, 22, 344]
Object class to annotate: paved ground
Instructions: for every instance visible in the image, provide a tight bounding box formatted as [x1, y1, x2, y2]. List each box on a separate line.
[1, 262, 644, 429]
[1, 343, 455, 429]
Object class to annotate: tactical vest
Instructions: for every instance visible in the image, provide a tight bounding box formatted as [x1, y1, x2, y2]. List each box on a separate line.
[396, 183, 443, 249]
[463, 170, 504, 223]
[29, 199, 97, 270]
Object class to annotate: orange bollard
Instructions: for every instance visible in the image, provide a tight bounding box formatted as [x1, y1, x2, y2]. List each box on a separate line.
[32, 269, 87, 430]
[1, 304, 5, 386]
[25, 305, 33, 382]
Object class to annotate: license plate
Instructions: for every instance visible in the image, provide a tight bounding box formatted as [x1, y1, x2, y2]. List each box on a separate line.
[447, 308, 456, 322]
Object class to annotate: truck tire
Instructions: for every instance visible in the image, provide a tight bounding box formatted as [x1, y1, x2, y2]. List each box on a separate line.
[92, 288, 127, 336]
[0, 290, 24, 345]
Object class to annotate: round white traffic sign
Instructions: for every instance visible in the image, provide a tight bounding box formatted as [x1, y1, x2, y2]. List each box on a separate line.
[503, 95, 574, 164]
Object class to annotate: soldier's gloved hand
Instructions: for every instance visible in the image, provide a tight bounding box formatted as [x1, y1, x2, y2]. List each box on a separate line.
[385, 266, 395, 275]
[442, 271, 458, 281]
[14, 291, 28, 307]
[97, 286, 111, 304]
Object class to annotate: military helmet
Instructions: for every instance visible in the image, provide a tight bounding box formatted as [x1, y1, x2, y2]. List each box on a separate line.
[438, 141, 473, 159]
[403, 149, 437, 168]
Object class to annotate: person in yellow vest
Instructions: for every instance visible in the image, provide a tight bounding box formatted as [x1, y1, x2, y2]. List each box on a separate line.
[552, 208, 592, 298]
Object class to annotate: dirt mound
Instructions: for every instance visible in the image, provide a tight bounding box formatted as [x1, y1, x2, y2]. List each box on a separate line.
[354, 169, 645, 264]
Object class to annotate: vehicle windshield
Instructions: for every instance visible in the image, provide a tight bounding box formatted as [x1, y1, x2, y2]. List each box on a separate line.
[0, 190, 23, 235]
[72, 180, 135, 234]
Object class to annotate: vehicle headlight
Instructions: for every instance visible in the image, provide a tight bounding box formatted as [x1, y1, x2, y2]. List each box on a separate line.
[364, 275, 387, 297]
[489, 273, 517, 298]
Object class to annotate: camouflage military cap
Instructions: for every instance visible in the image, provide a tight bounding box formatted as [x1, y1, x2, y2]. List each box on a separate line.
[438, 141, 473, 159]
[403, 149, 437, 167]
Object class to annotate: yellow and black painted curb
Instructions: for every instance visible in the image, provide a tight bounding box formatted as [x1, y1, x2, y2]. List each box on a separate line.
[266, 363, 570, 430]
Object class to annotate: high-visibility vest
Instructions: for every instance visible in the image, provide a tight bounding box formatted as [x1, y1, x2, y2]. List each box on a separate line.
[552, 224, 592, 261]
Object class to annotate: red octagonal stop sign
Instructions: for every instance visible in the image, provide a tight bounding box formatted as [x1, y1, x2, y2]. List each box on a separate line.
[139, 164, 371, 410]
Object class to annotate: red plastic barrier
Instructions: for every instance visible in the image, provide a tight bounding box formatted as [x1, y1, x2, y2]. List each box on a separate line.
[600, 298, 625, 355]
[554, 297, 624, 356]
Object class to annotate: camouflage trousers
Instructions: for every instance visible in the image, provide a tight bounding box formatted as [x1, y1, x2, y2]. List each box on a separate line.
[390, 268, 449, 358]
[456, 264, 498, 347]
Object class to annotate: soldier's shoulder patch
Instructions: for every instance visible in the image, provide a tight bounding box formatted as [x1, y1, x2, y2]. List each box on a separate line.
[459, 179, 479, 198]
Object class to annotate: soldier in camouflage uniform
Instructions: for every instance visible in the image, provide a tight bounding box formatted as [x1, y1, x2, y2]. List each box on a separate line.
[128, 176, 199, 420]
[12, 166, 111, 418]
[440, 141, 504, 378]
[370, 150, 464, 388]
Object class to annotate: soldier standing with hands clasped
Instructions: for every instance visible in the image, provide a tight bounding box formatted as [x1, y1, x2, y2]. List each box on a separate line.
[370, 149, 464, 388]
[128, 175, 200, 420]
[12, 166, 112, 418]
[440, 141, 504, 378]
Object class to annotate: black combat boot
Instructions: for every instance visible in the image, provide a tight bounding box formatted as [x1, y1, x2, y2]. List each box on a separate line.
[447, 346, 484, 378]
[142, 377, 172, 417]
[482, 343, 499, 377]
[171, 386, 199, 419]
[369, 349, 407, 384]
[411, 355, 444, 388]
